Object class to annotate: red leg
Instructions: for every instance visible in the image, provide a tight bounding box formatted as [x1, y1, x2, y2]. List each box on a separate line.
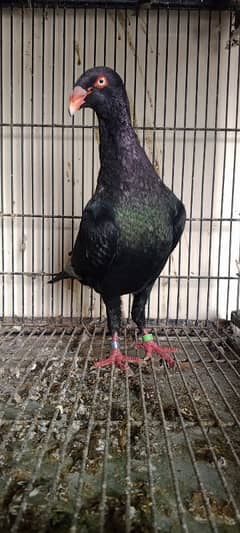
[135, 332, 176, 367]
[94, 334, 142, 370]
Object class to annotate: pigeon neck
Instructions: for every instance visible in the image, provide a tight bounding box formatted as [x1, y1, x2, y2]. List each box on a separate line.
[98, 115, 138, 170]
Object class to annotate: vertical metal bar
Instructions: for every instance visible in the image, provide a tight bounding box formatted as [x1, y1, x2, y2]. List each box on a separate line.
[31, 7, 35, 318]
[12, 326, 94, 533]
[143, 10, 150, 320]
[89, 8, 97, 319]
[138, 361, 158, 532]
[113, 8, 117, 71]
[132, 10, 138, 127]
[142, 10, 149, 153]
[51, 7, 56, 317]
[99, 365, 115, 533]
[196, 11, 212, 322]
[10, 7, 14, 317]
[161, 8, 169, 185]
[176, 9, 190, 322]
[216, 12, 232, 321]
[80, 9, 87, 318]
[226, 39, 240, 317]
[186, 9, 201, 323]
[0, 329, 58, 446]
[61, 8, 66, 316]
[166, 9, 180, 323]
[206, 11, 221, 322]
[103, 7, 107, 66]
[0, 7, 4, 318]
[158, 9, 169, 323]
[41, 6, 45, 318]
[21, 7, 24, 318]
[71, 8, 76, 318]
[152, 11, 160, 322]
[124, 329, 132, 533]
[169, 328, 240, 522]
[151, 360, 189, 532]
[69, 331, 104, 533]
[237, 242, 240, 312]
[175, 328, 240, 467]
[124, 9, 127, 85]
[154, 329, 218, 532]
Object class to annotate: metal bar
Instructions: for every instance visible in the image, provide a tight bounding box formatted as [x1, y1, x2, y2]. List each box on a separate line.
[1, 271, 239, 282]
[89, 7, 97, 319]
[2, 121, 240, 132]
[176, 9, 190, 322]
[61, 8, 66, 316]
[41, 6, 45, 318]
[2, 212, 238, 223]
[0, 324, 26, 348]
[174, 328, 240, 468]
[80, 8, 87, 318]
[166, 8, 180, 323]
[216, 326, 240, 361]
[153, 328, 219, 531]
[11, 325, 93, 531]
[142, 9, 148, 152]
[124, 328, 132, 533]
[206, 10, 221, 323]
[51, 7, 56, 317]
[150, 355, 189, 531]
[0, 328, 48, 425]
[165, 327, 240, 524]
[0, 328, 59, 448]
[10, 7, 14, 318]
[196, 10, 211, 322]
[186, 9, 200, 322]
[69, 327, 104, 533]
[161, 8, 169, 185]
[138, 356, 159, 531]
[21, 7, 24, 318]
[216, 12, 232, 320]
[226, 40, 240, 319]
[31, 7, 35, 319]
[152, 11, 161, 323]
[99, 353, 115, 532]
[0, 7, 4, 318]
[206, 326, 240, 367]
[191, 327, 240, 405]
[132, 9, 138, 127]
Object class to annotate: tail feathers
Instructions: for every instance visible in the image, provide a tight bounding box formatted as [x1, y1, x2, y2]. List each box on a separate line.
[48, 263, 80, 284]
[48, 270, 70, 284]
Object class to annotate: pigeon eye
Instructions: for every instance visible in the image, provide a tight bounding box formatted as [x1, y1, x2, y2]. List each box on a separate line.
[94, 76, 108, 89]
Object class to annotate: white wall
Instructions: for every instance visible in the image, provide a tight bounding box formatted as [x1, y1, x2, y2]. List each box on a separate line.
[0, 8, 240, 321]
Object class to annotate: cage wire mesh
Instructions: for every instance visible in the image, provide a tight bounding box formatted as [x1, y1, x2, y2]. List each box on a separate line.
[0, 6, 240, 322]
[1, 4, 240, 533]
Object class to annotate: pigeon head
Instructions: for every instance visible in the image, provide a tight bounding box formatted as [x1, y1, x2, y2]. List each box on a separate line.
[69, 66, 130, 123]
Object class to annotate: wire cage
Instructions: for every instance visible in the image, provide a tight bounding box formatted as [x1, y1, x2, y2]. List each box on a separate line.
[0, 2, 240, 533]
[1, 2, 240, 323]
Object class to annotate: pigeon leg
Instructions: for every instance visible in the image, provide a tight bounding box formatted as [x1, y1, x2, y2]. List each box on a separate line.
[94, 296, 142, 369]
[135, 331, 176, 367]
[132, 289, 176, 367]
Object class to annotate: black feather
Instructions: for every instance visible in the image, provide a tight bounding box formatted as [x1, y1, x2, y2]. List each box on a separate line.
[49, 67, 186, 334]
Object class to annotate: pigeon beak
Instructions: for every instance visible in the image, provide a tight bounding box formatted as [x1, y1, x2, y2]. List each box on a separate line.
[69, 86, 88, 116]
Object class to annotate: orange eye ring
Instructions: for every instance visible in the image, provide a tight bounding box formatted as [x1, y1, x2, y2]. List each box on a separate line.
[94, 75, 109, 89]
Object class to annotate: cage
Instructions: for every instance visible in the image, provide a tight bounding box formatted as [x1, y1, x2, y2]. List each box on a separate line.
[0, 1, 240, 531]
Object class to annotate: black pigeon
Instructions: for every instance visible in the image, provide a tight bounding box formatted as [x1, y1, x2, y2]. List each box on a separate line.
[49, 67, 186, 369]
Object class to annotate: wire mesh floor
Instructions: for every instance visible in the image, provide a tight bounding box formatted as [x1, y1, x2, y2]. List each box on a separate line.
[0, 323, 240, 533]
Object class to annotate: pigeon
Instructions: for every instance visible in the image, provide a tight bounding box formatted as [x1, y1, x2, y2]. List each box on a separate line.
[49, 66, 186, 369]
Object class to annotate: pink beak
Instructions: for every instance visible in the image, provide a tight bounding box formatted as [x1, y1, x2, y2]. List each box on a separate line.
[69, 86, 88, 116]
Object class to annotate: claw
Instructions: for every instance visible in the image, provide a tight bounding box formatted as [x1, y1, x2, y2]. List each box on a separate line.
[94, 348, 142, 370]
[135, 340, 176, 367]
